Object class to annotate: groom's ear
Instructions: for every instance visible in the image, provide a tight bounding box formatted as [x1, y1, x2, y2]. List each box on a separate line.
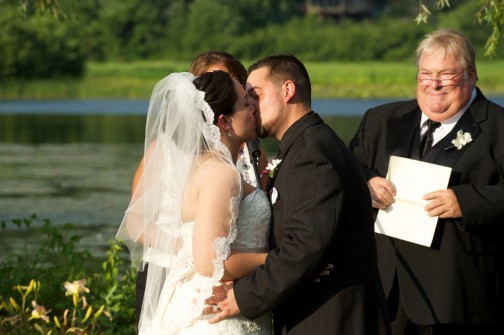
[283, 80, 296, 103]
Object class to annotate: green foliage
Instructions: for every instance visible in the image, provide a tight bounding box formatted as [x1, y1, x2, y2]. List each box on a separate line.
[476, 0, 504, 58]
[2, 59, 504, 100]
[0, 6, 85, 79]
[0, 278, 113, 334]
[1, 0, 502, 80]
[0, 215, 136, 334]
[162, 0, 191, 59]
[16, 0, 69, 20]
[182, 0, 244, 55]
[162, 0, 305, 60]
[433, 1, 503, 58]
[93, 0, 174, 60]
[74, 0, 502, 62]
[417, 0, 503, 57]
[90, 241, 137, 334]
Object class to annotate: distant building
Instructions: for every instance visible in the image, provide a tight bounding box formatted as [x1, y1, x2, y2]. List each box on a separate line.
[305, 0, 373, 19]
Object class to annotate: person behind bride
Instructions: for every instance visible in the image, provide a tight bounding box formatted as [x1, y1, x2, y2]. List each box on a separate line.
[131, 51, 268, 195]
[117, 70, 272, 334]
[190, 51, 269, 189]
[131, 51, 269, 322]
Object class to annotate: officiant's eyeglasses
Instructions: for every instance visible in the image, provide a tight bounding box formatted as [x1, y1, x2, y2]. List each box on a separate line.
[416, 70, 465, 86]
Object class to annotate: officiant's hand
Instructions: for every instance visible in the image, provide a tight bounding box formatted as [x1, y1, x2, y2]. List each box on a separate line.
[368, 177, 396, 209]
[423, 189, 462, 218]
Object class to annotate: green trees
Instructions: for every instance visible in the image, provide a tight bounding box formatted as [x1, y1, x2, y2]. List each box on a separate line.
[0, 6, 85, 79]
[1, 0, 502, 80]
[417, 0, 502, 57]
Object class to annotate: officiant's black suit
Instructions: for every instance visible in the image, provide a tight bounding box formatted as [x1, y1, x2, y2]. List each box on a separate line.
[234, 112, 390, 334]
[349, 88, 504, 328]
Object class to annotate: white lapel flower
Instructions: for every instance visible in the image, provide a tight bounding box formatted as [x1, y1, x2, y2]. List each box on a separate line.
[451, 130, 473, 150]
[261, 159, 282, 178]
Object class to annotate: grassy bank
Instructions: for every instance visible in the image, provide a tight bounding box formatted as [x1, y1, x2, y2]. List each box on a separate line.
[1, 60, 504, 100]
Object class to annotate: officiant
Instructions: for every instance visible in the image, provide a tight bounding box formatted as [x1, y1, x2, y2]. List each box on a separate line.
[349, 29, 504, 335]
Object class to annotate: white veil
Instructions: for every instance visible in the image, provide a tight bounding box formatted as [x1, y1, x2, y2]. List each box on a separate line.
[116, 72, 238, 331]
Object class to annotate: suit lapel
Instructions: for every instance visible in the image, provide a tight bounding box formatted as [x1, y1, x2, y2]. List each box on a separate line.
[277, 111, 323, 162]
[422, 89, 487, 167]
[422, 111, 480, 166]
[386, 108, 422, 166]
[269, 112, 322, 249]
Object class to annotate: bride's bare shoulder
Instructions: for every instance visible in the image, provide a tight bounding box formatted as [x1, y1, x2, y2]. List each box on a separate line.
[182, 153, 242, 222]
[194, 154, 240, 188]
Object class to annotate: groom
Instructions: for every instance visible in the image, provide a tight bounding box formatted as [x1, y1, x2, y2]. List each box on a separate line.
[208, 55, 390, 334]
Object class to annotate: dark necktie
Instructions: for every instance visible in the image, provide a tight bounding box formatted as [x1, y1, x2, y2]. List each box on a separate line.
[420, 119, 441, 157]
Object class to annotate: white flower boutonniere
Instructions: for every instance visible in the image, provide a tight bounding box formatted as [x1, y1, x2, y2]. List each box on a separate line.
[451, 130, 473, 150]
[261, 159, 282, 178]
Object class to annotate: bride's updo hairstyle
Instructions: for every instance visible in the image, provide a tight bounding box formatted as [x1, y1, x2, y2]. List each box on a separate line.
[193, 70, 237, 125]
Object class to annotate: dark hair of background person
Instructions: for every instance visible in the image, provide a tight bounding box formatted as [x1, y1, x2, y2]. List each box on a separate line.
[193, 70, 238, 124]
[189, 51, 248, 87]
[248, 54, 311, 108]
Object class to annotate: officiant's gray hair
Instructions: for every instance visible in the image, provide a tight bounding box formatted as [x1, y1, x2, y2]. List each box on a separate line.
[416, 29, 476, 73]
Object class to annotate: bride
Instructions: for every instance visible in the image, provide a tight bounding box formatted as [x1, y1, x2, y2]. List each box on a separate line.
[117, 71, 271, 334]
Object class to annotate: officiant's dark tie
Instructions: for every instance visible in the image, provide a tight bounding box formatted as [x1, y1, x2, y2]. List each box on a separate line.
[420, 119, 441, 157]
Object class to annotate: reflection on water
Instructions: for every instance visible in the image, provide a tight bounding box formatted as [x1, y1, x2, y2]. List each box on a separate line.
[0, 142, 142, 225]
[0, 141, 143, 256]
[0, 114, 146, 144]
[0, 113, 361, 254]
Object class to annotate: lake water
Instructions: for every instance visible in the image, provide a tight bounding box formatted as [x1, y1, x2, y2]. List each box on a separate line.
[0, 98, 397, 116]
[1, 97, 503, 251]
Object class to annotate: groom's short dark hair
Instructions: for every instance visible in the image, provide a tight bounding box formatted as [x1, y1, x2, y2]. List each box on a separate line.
[248, 54, 311, 108]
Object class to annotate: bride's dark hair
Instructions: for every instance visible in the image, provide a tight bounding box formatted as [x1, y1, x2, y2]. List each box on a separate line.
[193, 70, 237, 125]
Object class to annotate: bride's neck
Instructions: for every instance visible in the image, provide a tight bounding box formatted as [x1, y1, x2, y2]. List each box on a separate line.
[220, 136, 240, 163]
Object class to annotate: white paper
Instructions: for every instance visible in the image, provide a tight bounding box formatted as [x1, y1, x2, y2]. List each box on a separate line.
[374, 156, 452, 247]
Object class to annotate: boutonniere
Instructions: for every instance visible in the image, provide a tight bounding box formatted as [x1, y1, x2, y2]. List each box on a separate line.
[261, 159, 282, 178]
[445, 130, 473, 151]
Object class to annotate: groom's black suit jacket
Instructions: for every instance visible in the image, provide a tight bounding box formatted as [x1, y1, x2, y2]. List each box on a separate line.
[234, 112, 390, 334]
[349, 88, 504, 325]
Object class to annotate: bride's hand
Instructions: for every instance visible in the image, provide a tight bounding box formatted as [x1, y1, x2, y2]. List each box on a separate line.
[314, 263, 333, 282]
[207, 283, 240, 324]
[202, 281, 233, 314]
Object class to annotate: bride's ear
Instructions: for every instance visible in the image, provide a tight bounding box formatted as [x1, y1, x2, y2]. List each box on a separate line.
[217, 114, 231, 133]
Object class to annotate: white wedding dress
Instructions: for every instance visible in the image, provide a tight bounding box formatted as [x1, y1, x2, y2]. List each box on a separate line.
[139, 188, 272, 335]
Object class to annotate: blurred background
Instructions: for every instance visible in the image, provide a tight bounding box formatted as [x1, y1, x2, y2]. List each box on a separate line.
[1, 0, 503, 251]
